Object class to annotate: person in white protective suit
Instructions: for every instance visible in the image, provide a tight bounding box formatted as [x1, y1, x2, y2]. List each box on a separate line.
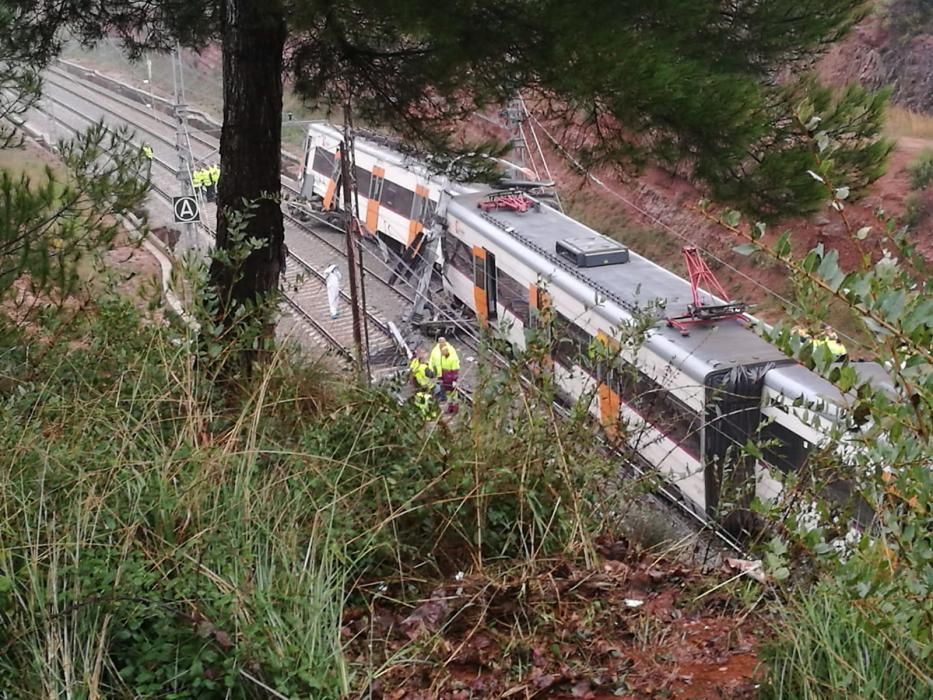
[324, 264, 342, 319]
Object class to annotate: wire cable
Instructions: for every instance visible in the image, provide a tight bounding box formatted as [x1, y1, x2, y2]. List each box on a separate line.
[523, 112, 869, 352]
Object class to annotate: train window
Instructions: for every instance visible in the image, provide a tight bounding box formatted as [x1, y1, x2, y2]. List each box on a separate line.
[528, 287, 553, 330]
[312, 149, 334, 177]
[485, 251, 498, 320]
[759, 420, 809, 474]
[369, 174, 384, 202]
[552, 312, 592, 372]
[497, 268, 529, 323]
[446, 237, 473, 278]
[382, 180, 415, 217]
[411, 192, 429, 222]
[596, 356, 619, 389]
[617, 363, 702, 459]
[656, 392, 703, 459]
[473, 252, 486, 290]
[355, 165, 371, 196]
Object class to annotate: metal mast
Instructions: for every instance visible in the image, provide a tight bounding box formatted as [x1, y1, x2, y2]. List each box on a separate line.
[171, 45, 201, 254]
[343, 103, 372, 380]
[339, 134, 367, 384]
[502, 96, 530, 178]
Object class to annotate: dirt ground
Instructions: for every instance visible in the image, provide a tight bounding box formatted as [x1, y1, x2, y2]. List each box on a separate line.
[346, 543, 765, 699]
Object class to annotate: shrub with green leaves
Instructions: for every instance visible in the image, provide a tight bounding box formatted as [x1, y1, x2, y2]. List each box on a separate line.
[0, 124, 149, 317]
[724, 115, 932, 696]
[0, 269, 631, 696]
[907, 148, 933, 191]
[294, 333, 616, 573]
[762, 571, 931, 700]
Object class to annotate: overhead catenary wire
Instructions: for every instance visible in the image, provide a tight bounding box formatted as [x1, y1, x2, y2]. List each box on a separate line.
[519, 96, 563, 213]
[520, 110, 868, 352]
[35, 71, 747, 558]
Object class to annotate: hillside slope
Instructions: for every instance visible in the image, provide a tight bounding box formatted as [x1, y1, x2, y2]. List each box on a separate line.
[820, 2, 933, 115]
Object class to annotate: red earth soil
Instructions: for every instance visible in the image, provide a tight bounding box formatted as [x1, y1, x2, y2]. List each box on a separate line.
[345, 544, 765, 700]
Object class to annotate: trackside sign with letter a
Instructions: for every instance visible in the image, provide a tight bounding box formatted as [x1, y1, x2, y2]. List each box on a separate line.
[173, 196, 200, 223]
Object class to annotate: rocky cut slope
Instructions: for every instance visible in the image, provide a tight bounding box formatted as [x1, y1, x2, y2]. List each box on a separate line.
[820, 0, 933, 115]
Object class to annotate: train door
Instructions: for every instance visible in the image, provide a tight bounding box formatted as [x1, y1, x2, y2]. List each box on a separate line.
[472, 247, 498, 325]
[408, 185, 430, 247]
[528, 285, 554, 371]
[486, 251, 498, 319]
[366, 167, 385, 232]
[527, 285, 552, 332]
[703, 365, 769, 526]
[595, 330, 622, 436]
[323, 147, 342, 210]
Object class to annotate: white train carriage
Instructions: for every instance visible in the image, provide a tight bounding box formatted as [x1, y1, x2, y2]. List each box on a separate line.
[438, 189, 883, 522]
[299, 122, 476, 261]
[300, 122, 896, 527]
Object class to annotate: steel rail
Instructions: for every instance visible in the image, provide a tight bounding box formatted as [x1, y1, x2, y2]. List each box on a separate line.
[37, 69, 748, 559]
[36, 92, 360, 361]
[46, 64, 422, 309]
[44, 68, 417, 338]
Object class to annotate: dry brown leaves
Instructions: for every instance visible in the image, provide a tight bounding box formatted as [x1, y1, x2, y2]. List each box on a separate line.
[344, 542, 765, 700]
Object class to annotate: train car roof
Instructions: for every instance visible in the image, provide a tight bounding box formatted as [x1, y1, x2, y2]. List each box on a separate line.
[308, 123, 476, 193]
[309, 123, 427, 171]
[447, 191, 789, 371]
[849, 361, 898, 398]
[764, 363, 848, 408]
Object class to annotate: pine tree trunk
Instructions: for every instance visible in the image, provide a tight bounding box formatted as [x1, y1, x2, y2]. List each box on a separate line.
[210, 0, 286, 344]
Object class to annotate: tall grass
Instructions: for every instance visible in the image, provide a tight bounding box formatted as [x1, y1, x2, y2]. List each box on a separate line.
[763, 579, 932, 700]
[0, 291, 621, 696]
[0, 298, 351, 698]
[885, 107, 933, 141]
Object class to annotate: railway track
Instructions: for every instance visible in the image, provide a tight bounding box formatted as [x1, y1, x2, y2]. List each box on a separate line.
[35, 62, 748, 561]
[44, 64, 450, 310]
[32, 86, 400, 365]
[34, 76, 399, 371]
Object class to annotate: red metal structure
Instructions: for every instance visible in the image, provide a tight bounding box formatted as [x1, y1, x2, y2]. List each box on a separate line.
[477, 191, 537, 213]
[666, 246, 748, 335]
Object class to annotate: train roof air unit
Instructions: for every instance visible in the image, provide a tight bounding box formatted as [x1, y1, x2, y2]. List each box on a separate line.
[556, 236, 629, 268]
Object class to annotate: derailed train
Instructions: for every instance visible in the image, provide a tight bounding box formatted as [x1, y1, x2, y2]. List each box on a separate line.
[298, 122, 894, 525]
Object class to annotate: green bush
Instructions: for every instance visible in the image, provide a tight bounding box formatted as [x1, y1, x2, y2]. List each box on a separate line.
[903, 191, 930, 229]
[907, 149, 933, 191]
[294, 334, 614, 574]
[715, 122, 933, 699]
[0, 291, 620, 696]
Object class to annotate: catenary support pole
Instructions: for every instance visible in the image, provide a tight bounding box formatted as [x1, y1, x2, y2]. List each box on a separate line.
[172, 46, 200, 255]
[339, 140, 367, 383]
[344, 103, 372, 379]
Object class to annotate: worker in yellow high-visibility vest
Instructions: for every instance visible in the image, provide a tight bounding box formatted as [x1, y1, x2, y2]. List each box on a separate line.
[192, 168, 205, 198]
[429, 337, 461, 413]
[819, 327, 848, 361]
[210, 164, 220, 193]
[794, 325, 847, 362]
[409, 348, 434, 390]
[200, 168, 213, 201]
[139, 144, 153, 178]
[409, 348, 438, 418]
[205, 164, 219, 202]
